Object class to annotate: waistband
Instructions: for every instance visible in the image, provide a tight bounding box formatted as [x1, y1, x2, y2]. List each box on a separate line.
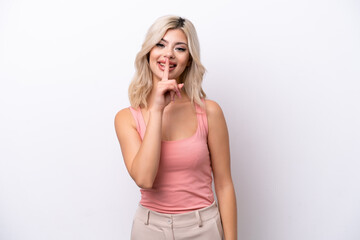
[134, 201, 219, 228]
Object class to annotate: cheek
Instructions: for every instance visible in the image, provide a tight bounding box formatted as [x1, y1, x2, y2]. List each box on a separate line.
[182, 54, 190, 66]
[149, 56, 159, 71]
[149, 53, 156, 64]
[180, 57, 190, 69]
[149, 49, 159, 63]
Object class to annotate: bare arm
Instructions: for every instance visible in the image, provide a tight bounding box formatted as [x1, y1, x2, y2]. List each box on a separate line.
[115, 108, 162, 189]
[114, 58, 183, 189]
[206, 100, 237, 240]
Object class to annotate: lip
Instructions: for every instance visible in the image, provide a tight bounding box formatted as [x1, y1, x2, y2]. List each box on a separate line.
[157, 60, 177, 72]
[158, 62, 176, 72]
[158, 59, 177, 65]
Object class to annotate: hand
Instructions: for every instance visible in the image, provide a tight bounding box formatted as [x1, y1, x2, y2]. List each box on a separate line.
[150, 58, 184, 112]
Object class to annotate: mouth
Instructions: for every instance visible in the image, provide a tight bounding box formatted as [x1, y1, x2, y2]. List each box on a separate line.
[158, 61, 177, 71]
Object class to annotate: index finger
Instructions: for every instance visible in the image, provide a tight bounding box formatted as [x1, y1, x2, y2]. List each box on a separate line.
[162, 58, 169, 81]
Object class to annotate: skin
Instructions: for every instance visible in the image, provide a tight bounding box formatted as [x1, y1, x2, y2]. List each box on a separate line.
[114, 29, 237, 240]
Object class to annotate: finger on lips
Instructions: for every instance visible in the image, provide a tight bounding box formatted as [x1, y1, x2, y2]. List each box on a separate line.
[161, 58, 183, 101]
[162, 58, 169, 81]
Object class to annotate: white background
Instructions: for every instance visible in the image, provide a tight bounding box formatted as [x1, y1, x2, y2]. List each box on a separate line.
[1, 0, 359, 239]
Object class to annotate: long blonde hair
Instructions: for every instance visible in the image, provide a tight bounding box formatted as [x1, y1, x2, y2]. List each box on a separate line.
[128, 15, 206, 108]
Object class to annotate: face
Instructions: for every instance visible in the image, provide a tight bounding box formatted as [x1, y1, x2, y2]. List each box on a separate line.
[148, 28, 190, 82]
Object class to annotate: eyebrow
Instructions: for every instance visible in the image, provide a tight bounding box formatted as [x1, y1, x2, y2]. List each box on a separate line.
[161, 38, 188, 46]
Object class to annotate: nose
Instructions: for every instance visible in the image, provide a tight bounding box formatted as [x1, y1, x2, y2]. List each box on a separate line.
[164, 47, 175, 59]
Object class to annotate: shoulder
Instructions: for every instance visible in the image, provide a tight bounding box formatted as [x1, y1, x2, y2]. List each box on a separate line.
[114, 107, 132, 123]
[204, 99, 227, 133]
[114, 107, 136, 130]
[204, 99, 224, 119]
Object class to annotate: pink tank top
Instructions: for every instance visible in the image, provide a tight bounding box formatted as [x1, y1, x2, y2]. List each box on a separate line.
[129, 102, 214, 213]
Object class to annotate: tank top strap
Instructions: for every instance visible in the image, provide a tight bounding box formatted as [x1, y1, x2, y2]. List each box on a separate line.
[129, 107, 146, 140]
[194, 99, 208, 136]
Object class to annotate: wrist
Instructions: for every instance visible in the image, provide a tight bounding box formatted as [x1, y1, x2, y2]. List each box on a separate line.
[148, 107, 164, 115]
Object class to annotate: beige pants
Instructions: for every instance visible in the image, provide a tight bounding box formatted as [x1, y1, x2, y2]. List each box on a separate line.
[130, 201, 224, 240]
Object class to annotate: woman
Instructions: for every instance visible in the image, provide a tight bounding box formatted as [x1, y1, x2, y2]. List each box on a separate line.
[115, 15, 237, 240]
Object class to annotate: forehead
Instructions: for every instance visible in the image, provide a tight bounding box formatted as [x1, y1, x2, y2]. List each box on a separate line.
[161, 29, 188, 44]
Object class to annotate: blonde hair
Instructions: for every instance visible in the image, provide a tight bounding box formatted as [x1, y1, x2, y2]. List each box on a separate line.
[128, 15, 206, 108]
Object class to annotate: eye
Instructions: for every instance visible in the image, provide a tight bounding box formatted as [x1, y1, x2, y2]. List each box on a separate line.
[156, 43, 165, 48]
[176, 47, 186, 52]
